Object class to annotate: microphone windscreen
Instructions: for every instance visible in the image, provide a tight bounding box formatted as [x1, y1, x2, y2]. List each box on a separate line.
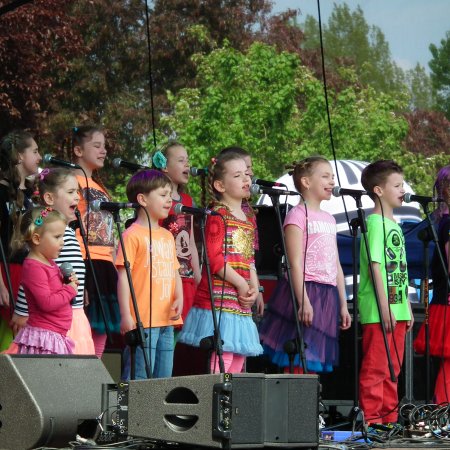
[174, 203, 184, 214]
[43, 154, 53, 164]
[60, 262, 73, 278]
[112, 158, 121, 169]
[331, 186, 341, 197]
[403, 193, 412, 203]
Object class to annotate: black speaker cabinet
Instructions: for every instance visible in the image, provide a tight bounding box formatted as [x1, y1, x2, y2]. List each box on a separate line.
[125, 373, 319, 448]
[0, 354, 113, 450]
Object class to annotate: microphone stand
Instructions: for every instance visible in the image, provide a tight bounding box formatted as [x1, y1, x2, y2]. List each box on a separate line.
[75, 209, 112, 344]
[200, 214, 225, 374]
[417, 224, 433, 403]
[111, 210, 152, 379]
[0, 237, 15, 317]
[270, 193, 307, 373]
[354, 194, 396, 383]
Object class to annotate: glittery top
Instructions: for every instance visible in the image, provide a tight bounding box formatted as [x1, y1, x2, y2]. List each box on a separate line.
[193, 205, 256, 316]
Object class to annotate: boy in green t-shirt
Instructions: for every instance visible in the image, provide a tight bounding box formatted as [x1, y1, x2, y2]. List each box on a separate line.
[358, 160, 414, 425]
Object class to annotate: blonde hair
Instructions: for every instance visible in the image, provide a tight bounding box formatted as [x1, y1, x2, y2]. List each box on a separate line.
[287, 156, 329, 194]
[12, 206, 66, 254]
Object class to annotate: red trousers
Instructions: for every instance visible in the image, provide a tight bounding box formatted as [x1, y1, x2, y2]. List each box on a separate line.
[359, 322, 407, 424]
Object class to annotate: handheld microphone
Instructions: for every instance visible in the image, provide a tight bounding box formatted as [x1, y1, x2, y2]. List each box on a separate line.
[332, 186, 368, 197]
[173, 203, 221, 216]
[91, 200, 140, 212]
[403, 193, 444, 205]
[60, 262, 73, 284]
[190, 167, 208, 177]
[250, 184, 300, 196]
[251, 176, 286, 188]
[43, 154, 81, 169]
[112, 158, 149, 172]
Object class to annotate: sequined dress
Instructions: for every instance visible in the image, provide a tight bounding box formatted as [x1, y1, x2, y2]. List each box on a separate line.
[177, 205, 263, 356]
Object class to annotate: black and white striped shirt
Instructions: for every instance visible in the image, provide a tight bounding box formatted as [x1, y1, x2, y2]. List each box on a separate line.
[15, 227, 86, 315]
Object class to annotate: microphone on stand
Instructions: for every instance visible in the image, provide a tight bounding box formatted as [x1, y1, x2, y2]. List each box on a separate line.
[190, 167, 208, 177]
[91, 200, 140, 212]
[403, 193, 444, 205]
[112, 158, 150, 172]
[174, 203, 221, 216]
[43, 154, 81, 169]
[250, 184, 300, 196]
[251, 176, 286, 188]
[332, 186, 369, 198]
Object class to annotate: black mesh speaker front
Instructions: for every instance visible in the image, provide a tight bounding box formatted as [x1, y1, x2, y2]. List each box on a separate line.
[0, 355, 113, 450]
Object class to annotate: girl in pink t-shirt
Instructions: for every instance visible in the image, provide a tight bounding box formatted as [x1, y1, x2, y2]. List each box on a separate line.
[259, 156, 351, 373]
[13, 206, 78, 354]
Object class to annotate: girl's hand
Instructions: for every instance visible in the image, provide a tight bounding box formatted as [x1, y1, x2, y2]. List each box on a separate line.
[9, 313, 28, 336]
[298, 301, 313, 327]
[0, 280, 10, 307]
[120, 313, 135, 335]
[170, 297, 183, 321]
[238, 287, 258, 309]
[340, 305, 352, 330]
[68, 272, 79, 291]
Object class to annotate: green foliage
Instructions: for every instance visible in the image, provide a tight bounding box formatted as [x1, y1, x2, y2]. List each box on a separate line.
[429, 30, 450, 119]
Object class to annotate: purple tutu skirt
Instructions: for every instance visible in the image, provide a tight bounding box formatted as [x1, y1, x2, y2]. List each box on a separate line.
[259, 278, 340, 372]
[14, 325, 75, 355]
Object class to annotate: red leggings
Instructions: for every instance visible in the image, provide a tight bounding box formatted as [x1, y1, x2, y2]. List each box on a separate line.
[359, 322, 406, 424]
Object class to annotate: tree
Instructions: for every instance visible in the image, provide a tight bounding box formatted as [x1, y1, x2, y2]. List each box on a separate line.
[0, 0, 84, 135]
[405, 64, 434, 111]
[429, 30, 450, 119]
[148, 42, 443, 201]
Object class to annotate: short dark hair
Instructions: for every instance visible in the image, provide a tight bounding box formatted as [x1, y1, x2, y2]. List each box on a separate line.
[361, 160, 403, 193]
[126, 169, 172, 202]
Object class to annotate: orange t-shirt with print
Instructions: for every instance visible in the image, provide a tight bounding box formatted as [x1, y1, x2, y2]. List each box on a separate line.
[115, 222, 182, 328]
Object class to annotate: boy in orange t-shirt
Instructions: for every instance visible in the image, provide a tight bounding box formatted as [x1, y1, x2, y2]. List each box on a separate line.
[116, 170, 183, 379]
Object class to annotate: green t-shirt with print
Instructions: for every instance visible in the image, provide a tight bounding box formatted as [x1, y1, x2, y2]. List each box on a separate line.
[358, 214, 411, 324]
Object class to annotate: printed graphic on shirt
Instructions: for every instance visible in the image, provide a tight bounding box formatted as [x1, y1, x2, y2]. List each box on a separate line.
[80, 187, 114, 247]
[162, 214, 193, 277]
[385, 228, 407, 305]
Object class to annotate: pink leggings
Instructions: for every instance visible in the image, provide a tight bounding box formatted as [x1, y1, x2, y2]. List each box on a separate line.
[210, 351, 245, 373]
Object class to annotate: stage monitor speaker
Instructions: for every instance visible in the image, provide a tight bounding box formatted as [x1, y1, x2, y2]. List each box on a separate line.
[0, 354, 113, 450]
[125, 373, 319, 448]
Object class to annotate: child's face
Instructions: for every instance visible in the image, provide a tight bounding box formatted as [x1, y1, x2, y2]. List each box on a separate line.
[215, 158, 251, 201]
[74, 132, 106, 171]
[305, 161, 335, 202]
[164, 145, 189, 187]
[141, 184, 173, 221]
[34, 219, 66, 260]
[45, 175, 80, 222]
[19, 138, 41, 177]
[377, 172, 405, 209]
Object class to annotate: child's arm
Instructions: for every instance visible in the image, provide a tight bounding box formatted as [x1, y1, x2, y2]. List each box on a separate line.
[0, 277, 9, 307]
[170, 271, 183, 320]
[190, 222, 201, 285]
[216, 265, 257, 308]
[406, 300, 414, 332]
[337, 261, 351, 330]
[371, 262, 396, 332]
[285, 224, 313, 327]
[117, 267, 135, 334]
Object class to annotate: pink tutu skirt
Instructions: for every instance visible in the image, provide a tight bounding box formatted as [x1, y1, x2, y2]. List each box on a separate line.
[14, 325, 75, 355]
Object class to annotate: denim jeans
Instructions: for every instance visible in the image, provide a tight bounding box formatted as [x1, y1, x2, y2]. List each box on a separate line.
[122, 326, 174, 380]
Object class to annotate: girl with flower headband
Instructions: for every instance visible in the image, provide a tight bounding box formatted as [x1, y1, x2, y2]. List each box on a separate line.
[71, 125, 119, 357]
[0, 130, 42, 351]
[153, 142, 201, 322]
[177, 151, 263, 373]
[11, 206, 78, 354]
[9, 168, 95, 355]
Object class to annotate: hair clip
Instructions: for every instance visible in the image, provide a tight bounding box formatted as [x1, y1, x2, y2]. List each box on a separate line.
[39, 168, 50, 181]
[152, 150, 167, 169]
[34, 207, 53, 226]
[211, 157, 217, 165]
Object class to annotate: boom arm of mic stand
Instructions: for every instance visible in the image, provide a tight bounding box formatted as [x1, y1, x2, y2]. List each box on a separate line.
[200, 215, 225, 374]
[112, 211, 152, 379]
[270, 194, 308, 373]
[356, 199, 396, 383]
[75, 209, 112, 344]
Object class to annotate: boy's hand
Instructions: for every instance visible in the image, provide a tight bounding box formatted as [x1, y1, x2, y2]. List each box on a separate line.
[170, 297, 183, 320]
[120, 313, 135, 335]
[381, 305, 396, 332]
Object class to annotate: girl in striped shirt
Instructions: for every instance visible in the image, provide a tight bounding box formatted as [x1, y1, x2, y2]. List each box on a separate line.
[10, 168, 94, 354]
